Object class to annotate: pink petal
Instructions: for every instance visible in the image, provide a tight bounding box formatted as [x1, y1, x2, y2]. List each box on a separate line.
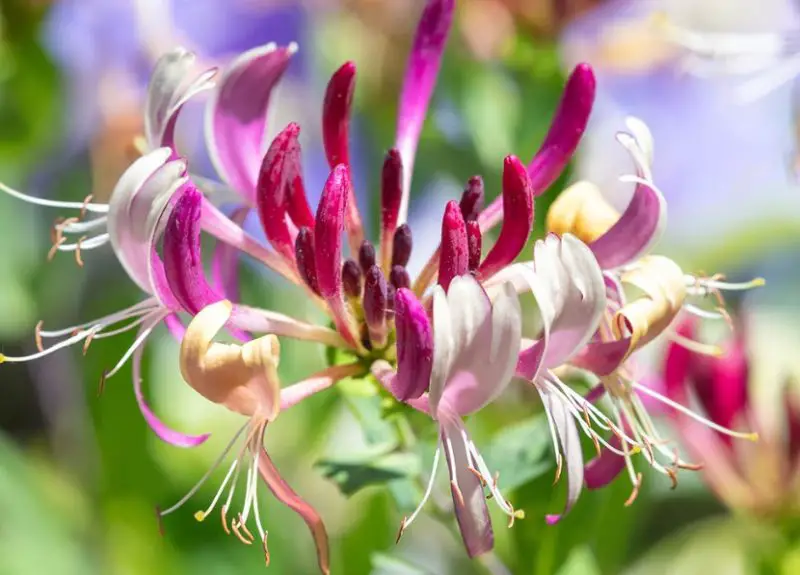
[477, 156, 533, 280]
[133, 318, 210, 448]
[589, 176, 666, 269]
[295, 227, 321, 295]
[440, 415, 494, 558]
[527, 63, 595, 196]
[438, 201, 468, 292]
[211, 205, 249, 302]
[280, 364, 362, 410]
[394, 288, 433, 401]
[314, 165, 359, 347]
[256, 123, 301, 262]
[435, 278, 521, 416]
[163, 187, 223, 315]
[395, 0, 455, 224]
[570, 339, 630, 377]
[322, 61, 364, 254]
[205, 43, 296, 204]
[538, 386, 583, 524]
[256, 446, 331, 575]
[584, 433, 625, 490]
[163, 313, 186, 341]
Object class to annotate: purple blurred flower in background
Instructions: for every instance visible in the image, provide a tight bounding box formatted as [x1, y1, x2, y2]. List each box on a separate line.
[560, 0, 800, 263]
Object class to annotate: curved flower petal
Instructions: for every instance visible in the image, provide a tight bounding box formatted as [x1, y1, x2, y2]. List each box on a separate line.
[180, 300, 281, 419]
[395, 0, 455, 225]
[584, 433, 625, 490]
[205, 43, 297, 204]
[513, 235, 606, 379]
[145, 48, 217, 150]
[163, 187, 224, 314]
[257, 446, 331, 575]
[538, 385, 583, 524]
[132, 315, 210, 448]
[394, 288, 433, 401]
[477, 156, 534, 279]
[107, 147, 187, 308]
[440, 414, 494, 558]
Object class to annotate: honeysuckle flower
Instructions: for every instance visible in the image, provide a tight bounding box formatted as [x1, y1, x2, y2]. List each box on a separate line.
[1, 0, 598, 565]
[156, 298, 361, 574]
[663, 317, 800, 518]
[545, 118, 763, 498]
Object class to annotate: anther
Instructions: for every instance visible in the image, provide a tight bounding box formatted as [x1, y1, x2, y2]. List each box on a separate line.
[80, 194, 94, 219]
[97, 369, 109, 397]
[262, 533, 271, 566]
[451, 480, 466, 507]
[221, 505, 231, 535]
[467, 466, 487, 487]
[392, 224, 413, 268]
[155, 506, 166, 537]
[342, 259, 362, 298]
[82, 330, 97, 355]
[553, 456, 563, 485]
[231, 519, 253, 545]
[34, 320, 44, 353]
[74, 236, 87, 267]
[395, 518, 408, 544]
[47, 237, 65, 261]
[237, 513, 255, 541]
[624, 473, 643, 507]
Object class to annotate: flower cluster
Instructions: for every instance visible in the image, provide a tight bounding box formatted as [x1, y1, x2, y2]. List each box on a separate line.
[0, 0, 764, 572]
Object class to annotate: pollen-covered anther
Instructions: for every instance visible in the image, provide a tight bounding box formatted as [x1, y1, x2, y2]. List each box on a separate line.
[262, 533, 271, 566]
[342, 259, 362, 298]
[390, 265, 410, 290]
[231, 518, 253, 545]
[79, 194, 94, 219]
[624, 473, 643, 507]
[74, 236, 89, 267]
[34, 320, 44, 353]
[507, 506, 525, 528]
[553, 456, 563, 485]
[82, 329, 98, 355]
[395, 517, 409, 544]
[237, 513, 256, 541]
[358, 240, 376, 272]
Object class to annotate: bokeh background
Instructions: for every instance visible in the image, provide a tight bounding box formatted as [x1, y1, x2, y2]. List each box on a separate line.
[2, 0, 800, 573]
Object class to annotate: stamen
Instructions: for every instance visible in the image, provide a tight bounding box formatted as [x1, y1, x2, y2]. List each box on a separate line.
[79, 194, 94, 219]
[633, 382, 759, 440]
[231, 519, 253, 545]
[48, 237, 66, 261]
[397, 447, 441, 541]
[74, 236, 87, 267]
[34, 320, 44, 353]
[221, 505, 231, 535]
[101, 312, 164, 380]
[624, 473, 643, 507]
[97, 369, 109, 397]
[0, 181, 109, 212]
[392, 224, 413, 268]
[341, 259, 362, 298]
[159, 420, 251, 517]
[237, 513, 256, 542]
[195, 460, 238, 521]
[450, 480, 465, 507]
[262, 533, 271, 566]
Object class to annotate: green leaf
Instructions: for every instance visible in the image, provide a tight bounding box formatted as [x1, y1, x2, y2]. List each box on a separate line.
[556, 546, 602, 575]
[370, 552, 439, 574]
[483, 414, 553, 493]
[316, 448, 419, 497]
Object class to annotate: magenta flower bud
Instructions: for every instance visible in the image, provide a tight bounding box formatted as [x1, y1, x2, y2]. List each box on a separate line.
[256, 122, 301, 262]
[694, 337, 749, 433]
[392, 224, 413, 268]
[381, 148, 403, 238]
[439, 200, 468, 292]
[164, 187, 223, 315]
[390, 265, 411, 290]
[358, 240, 376, 272]
[363, 265, 388, 345]
[295, 227, 320, 295]
[478, 156, 533, 279]
[466, 220, 482, 272]
[527, 63, 595, 196]
[315, 164, 359, 346]
[322, 61, 356, 169]
[459, 176, 484, 222]
[394, 288, 433, 401]
[342, 259, 362, 298]
[285, 136, 315, 230]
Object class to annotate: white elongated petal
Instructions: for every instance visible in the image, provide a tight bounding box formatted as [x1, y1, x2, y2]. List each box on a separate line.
[428, 284, 454, 414]
[145, 48, 196, 146]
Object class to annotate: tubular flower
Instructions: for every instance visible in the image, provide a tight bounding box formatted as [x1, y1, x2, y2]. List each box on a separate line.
[664, 317, 800, 518]
[158, 299, 360, 573]
[1, 0, 599, 565]
[546, 118, 762, 499]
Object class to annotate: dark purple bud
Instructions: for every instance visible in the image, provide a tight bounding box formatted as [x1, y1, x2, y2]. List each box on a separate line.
[786, 386, 800, 465]
[466, 220, 482, 272]
[295, 227, 320, 295]
[358, 240, 376, 272]
[392, 224, 413, 268]
[459, 176, 484, 221]
[390, 265, 410, 290]
[381, 148, 403, 237]
[342, 259, 362, 298]
[386, 284, 396, 314]
[363, 265, 387, 329]
[394, 288, 433, 401]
